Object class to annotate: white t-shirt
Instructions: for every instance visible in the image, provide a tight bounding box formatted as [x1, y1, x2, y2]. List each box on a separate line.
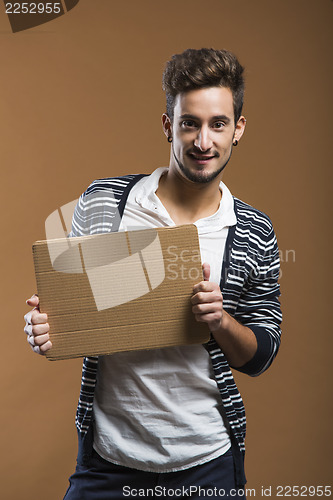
[93, 167, 237, 472]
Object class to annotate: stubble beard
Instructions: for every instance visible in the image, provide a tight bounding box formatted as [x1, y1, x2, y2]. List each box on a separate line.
[172, 144, 232, 184]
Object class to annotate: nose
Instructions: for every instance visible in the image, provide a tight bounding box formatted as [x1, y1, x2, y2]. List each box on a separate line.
[194, 127, 213, 152]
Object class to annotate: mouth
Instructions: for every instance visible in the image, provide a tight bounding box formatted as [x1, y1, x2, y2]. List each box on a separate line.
[187, 152, 218, 165]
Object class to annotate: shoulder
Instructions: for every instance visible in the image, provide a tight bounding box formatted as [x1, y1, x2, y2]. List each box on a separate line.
[83, 174, 145, 197]
[233, 197, 275, 238]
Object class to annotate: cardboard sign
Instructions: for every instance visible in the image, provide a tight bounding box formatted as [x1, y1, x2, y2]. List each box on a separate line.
[32, 224, 210, 360]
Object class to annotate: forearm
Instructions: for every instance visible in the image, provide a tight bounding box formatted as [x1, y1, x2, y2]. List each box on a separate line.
[212, 310, 257, 368]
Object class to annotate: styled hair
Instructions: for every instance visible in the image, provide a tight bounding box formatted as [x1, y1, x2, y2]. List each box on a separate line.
[162, 48, 245, 124]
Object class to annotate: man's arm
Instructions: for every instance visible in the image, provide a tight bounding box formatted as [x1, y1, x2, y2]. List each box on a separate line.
[211, 310, 258, 368]
[192, 225, 282, 375]
[191, 263, 258, 367]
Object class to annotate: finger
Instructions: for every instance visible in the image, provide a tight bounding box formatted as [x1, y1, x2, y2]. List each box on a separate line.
[33, 332, 50, 346]
[27, 332, 35, 347]
[193, 281, 214, 295]
[26, 294, 39, 308]
[39, 340, 53, 353]
[24, 323, 33, 336]
[24, 310, 33, 325]
[32, 323, 50, 336]
[31, 311, 48, 325]
[192, 302, 218, 314]
[27, 334, 52, 355]
[191, 290, 221, 305]
[192, 279, 220, 296]
[194, 311, 222, 325]
[202, 262, 210, 281]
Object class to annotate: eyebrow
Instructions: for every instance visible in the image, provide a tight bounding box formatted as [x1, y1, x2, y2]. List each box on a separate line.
[179, 114, 231, 124]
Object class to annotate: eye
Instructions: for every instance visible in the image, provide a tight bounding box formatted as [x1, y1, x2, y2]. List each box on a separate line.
[213, 121, 225, 129]
[181, 120, 197, 129]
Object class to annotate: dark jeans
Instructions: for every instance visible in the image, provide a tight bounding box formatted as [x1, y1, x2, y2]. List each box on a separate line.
[63, 448, 246, 499]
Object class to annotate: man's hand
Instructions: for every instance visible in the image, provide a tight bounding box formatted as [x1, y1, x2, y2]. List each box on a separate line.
[191, 262, 257, 367]
[191, 262, 223, 332]
[24, 295, 52, 355]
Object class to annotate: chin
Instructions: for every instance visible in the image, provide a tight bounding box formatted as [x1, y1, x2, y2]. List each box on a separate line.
[180, 164, 224, 184]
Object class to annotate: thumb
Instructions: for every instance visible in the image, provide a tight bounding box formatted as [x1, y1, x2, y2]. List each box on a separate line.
[26, 294, 39, 308]
[202, 262, 210, 281]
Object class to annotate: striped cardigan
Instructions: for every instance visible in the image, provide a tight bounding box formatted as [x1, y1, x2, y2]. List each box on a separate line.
[68, 174, 282, 486]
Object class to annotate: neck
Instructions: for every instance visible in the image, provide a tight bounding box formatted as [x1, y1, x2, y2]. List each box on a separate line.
[156, 167, 223, 224]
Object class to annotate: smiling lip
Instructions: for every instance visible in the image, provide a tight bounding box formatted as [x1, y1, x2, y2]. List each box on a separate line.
[188, 153, 216, 165]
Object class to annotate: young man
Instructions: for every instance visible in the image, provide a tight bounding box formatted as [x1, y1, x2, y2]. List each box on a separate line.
[25, 48, 282, 499]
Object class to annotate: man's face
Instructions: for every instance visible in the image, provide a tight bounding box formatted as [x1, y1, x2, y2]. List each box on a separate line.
[163, 87, 245, 184]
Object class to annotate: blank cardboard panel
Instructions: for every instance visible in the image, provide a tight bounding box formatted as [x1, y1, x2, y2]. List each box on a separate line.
[32, 224, 210, 360]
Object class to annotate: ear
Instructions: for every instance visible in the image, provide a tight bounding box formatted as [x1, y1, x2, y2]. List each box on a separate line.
[162, 113, 172, 139]
[233, 116, 246, 143]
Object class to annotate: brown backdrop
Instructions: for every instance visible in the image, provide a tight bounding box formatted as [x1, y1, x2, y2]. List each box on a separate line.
[1, 1, 332, 498]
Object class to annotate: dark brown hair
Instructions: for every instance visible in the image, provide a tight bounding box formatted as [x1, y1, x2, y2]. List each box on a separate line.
[162, 48, 245, 124]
